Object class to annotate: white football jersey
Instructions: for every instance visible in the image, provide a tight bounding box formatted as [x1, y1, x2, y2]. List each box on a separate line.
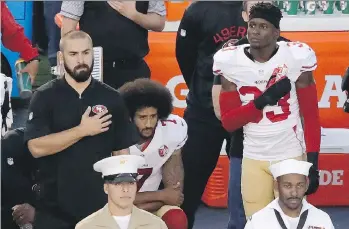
[213, 41, 317, 161]
[129, 114, 188, 192]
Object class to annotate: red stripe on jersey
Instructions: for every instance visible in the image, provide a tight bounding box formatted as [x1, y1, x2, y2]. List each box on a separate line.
[141, 139, 152, 152]
[301, 63, 317, 69]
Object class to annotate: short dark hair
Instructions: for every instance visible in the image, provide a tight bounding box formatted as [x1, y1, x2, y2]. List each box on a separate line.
[250, 2, 283, 28]
[118, 79, 173, 120]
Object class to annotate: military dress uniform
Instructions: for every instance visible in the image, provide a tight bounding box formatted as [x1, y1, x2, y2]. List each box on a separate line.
[76, 155, 168, 229]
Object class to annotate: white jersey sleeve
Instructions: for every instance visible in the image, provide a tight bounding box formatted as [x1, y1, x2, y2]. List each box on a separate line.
[287, 41, 317, 75]
[213, 46, 240, 84]
[163, 114, 188, 150]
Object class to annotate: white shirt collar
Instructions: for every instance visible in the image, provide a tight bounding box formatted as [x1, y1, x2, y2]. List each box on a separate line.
[267, 197, 313, 215]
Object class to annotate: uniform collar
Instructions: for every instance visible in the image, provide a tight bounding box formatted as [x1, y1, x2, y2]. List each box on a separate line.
[243, 45, 280, 62]
[58, 75, 96, 88]
[268, 197, 313, 215]
[94, 204, 155, 228]
[57, 75, 97, 97]
[130, 120, 163, 154]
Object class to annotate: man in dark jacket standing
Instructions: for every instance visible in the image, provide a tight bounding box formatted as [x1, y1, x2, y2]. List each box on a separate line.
[175, 2, 247, 228]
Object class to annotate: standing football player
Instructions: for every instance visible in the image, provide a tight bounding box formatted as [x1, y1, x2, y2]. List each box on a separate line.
[213, 3, 321, 218]
[118, 79, 188, 229]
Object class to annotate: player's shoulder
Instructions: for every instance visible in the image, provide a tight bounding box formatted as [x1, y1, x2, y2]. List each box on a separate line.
[280, 41, 316, 59]
[184, 1, 210, 18]
[160, 114, 187, 131]
[159, 114, 187, 143]
[31, 79, 59, 102]
[214, 43, 248, 64]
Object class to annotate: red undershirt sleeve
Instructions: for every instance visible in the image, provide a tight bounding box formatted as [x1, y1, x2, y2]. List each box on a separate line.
[296, 84, 321, 153]
[219, 90, 263, 132]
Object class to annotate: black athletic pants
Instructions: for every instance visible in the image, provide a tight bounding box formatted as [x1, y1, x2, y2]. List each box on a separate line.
[180, 106, 231, 229]
[103, 59, 151, 90]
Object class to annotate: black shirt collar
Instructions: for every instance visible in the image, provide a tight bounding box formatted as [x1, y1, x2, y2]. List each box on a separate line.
[243, 45, 279, 62]
[57, 75, 97, 97]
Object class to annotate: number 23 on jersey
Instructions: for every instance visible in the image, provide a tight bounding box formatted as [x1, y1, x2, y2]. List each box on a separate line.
[239, 86, 291, 123]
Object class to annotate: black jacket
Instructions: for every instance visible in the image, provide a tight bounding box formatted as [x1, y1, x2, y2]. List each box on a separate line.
[176, 1, 247, 115]
[80, 1, 149, 61]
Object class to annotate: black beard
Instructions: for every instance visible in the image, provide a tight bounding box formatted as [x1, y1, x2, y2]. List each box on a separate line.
[64, 61, 94, 83]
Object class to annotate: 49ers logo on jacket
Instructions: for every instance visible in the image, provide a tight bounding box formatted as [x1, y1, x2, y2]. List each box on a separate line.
[158, 145, 169, 157]
[222, 39, 238, 48]
[92, 105, 107, 114]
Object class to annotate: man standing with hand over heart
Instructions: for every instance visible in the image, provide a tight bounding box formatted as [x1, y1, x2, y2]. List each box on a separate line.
[24, 30, 140, 229]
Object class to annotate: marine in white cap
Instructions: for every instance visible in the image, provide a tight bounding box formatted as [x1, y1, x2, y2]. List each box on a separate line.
[244, 159, 335, 229]
[75, 155, 168, 229]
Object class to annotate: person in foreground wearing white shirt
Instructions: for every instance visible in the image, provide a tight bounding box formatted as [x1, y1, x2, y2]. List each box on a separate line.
[244, 159, 335, 229]
[75, 155, 168, 229]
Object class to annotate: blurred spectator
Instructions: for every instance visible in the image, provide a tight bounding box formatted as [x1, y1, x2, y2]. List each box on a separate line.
[1, 2, 40, 83]
[60, 1, 166, 89]
[175, 2, 247, 228]
[1, 73, 13, 136]
[44, 1, 62, 78]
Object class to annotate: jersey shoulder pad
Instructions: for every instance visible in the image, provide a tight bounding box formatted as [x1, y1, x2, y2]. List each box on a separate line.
[160, 114, 188, 150]
[284, 41, 317, 72]
[213, 45, 246, 82]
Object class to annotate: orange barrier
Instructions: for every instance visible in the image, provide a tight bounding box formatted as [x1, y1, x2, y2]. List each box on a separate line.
[146, 31, 349, 128]
[165, 1, 191, 21]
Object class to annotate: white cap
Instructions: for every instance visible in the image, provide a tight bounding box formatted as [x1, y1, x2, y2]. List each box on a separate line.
[94, 155, 145, 180]
[269, 159, 313, 179]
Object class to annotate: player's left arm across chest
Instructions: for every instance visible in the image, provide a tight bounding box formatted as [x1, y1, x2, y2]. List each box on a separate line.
[162, 148, 184, 192]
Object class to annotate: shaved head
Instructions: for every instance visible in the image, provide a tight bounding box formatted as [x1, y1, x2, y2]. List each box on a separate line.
[59, 30, 93, 52]
[58, 30, 94, 83]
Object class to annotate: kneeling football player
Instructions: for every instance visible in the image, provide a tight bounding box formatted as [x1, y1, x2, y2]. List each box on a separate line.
[118, 79, 188, 229]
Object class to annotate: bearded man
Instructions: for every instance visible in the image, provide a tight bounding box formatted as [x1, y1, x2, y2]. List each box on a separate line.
[24, 30, 140, 229]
